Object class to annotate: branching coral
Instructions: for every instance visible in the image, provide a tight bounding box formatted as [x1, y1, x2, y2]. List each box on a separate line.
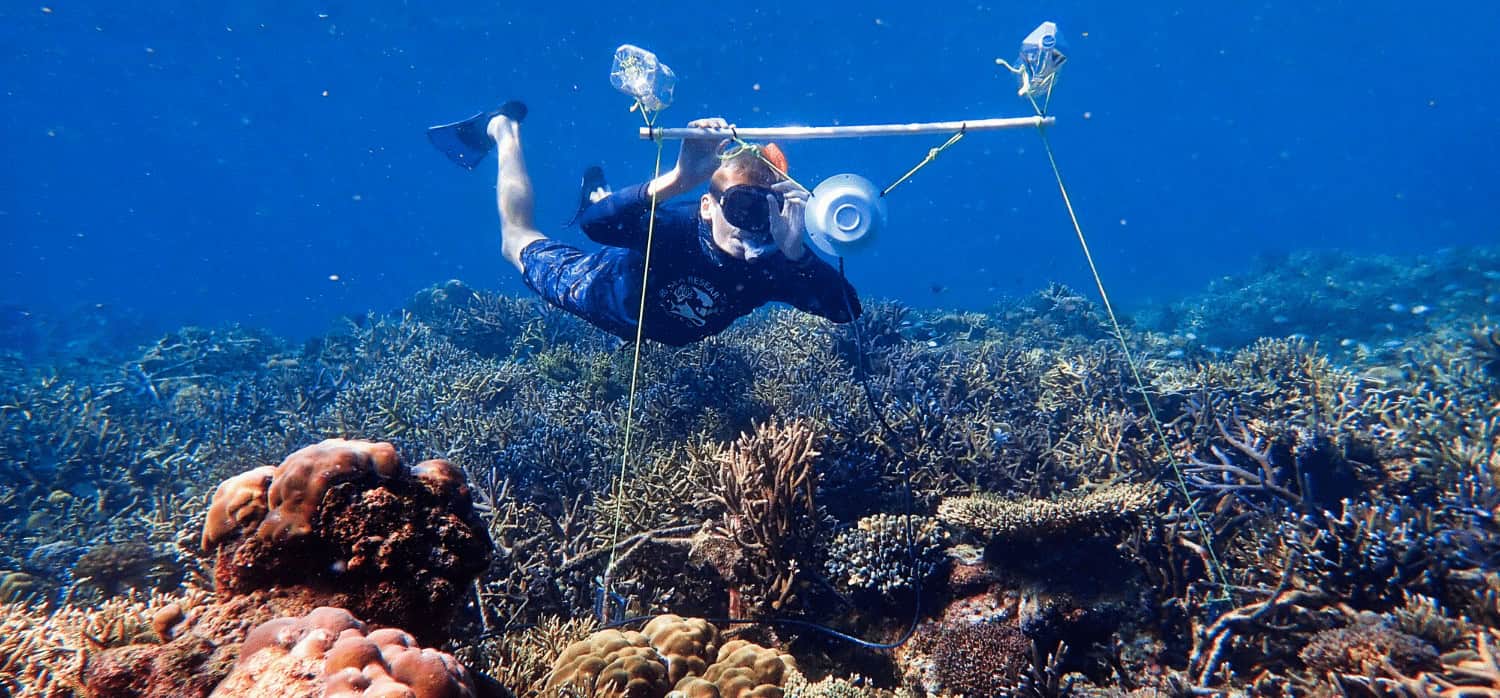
[692, 420, 821, 618]
[823, 514, 949, 599]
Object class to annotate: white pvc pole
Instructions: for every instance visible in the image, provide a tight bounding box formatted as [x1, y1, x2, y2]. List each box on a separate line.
[640, 115, 1053, 141]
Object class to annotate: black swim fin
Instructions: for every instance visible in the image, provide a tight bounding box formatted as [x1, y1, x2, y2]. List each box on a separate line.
[566, 165, 609, 226]
[426, 101, 528, 170]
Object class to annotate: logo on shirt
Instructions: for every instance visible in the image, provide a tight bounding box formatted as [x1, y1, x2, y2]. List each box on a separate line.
[657, 276, 724, 327]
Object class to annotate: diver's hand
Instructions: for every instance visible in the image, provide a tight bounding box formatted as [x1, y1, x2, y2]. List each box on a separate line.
[675, 117, 729, 185]
[648, 117, 729, 199]
[770, 179, 809, 260]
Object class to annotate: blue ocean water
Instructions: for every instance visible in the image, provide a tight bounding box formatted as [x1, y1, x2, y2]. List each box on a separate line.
[3, 1, 1496, 340]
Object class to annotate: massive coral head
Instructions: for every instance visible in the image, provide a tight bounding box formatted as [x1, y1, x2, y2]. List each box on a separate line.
[200, 438, 493, 645]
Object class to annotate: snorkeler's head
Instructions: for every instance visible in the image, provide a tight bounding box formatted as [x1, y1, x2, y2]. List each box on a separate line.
[702, 142, 790, 261]
[709, 141, 788, 191]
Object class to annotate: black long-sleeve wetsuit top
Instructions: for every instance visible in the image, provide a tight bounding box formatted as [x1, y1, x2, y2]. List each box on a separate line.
[575, 182, 862, 346]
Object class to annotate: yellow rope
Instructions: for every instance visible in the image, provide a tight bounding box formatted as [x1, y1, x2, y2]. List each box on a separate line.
[1035, 125, 1232, 598]
[880, 128, 967, 197]
[720, 135, 811, 193]
[600, 103, 667, 618]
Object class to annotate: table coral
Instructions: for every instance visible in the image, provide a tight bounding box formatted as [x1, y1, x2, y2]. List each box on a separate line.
[937, 482, 1159, 541]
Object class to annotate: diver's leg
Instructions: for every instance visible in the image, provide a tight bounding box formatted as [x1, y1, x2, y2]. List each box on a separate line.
[488, 115, 547, 272]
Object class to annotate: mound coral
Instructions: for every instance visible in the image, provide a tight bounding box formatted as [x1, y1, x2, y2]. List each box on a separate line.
[201, 439, 492, 644]
[546, 615, 795, 698]
[212, 606, 478, 697]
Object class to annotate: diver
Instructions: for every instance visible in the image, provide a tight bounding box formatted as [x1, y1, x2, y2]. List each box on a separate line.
[432, 101, 862, 346]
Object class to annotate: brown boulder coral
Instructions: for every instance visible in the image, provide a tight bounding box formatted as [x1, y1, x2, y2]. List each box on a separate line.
[546, 614, 795, 698]
[210, 606, 478, 697]
[201, 439, 493, 645]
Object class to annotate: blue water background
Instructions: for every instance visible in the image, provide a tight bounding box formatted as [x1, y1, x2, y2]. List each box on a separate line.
[4, 1, 1496, 341]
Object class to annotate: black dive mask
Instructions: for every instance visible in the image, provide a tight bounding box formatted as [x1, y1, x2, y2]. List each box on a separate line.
[714, 184, 783, 238]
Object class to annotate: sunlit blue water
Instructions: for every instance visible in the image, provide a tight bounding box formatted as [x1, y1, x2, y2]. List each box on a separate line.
[4, 1, 1496, 341]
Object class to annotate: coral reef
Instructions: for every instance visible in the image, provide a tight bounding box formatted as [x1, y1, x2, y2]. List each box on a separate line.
[2, 243, 1499, 696]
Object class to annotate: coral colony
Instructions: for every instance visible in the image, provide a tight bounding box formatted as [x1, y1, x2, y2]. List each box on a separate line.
[2, 244, 1500, 696]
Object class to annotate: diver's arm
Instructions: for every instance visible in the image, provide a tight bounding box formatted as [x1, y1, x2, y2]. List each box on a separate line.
[777, 255, 863, 323]
[580, 117, 725, 247]
[578, 178, 688, 248]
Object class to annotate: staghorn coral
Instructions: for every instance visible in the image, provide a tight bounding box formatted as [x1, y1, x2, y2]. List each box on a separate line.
[456, 614, 599, 698]
[937, 482, 1160, 542]
[0, 585, 217, 697]
[692, 420, 821, 619]
[202, 439, 493, 645]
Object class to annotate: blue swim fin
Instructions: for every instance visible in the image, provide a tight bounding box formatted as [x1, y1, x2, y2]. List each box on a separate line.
[426, 101, 527, 170]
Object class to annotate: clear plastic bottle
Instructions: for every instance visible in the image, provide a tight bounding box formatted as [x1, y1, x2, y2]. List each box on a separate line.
[610, 44, 677, 112]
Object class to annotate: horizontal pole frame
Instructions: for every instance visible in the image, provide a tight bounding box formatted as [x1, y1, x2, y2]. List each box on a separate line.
[639, 115, 1054, 141]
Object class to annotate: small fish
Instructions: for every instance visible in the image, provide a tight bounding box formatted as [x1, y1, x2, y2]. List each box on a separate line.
[1340, 338, 1355, 347]
[1167, 349, 1185, 359]
[1410, 305, 1431, 315]
[1383, 339, 1404, 348]
[1272, 315, 1289, 324]
[930, 284, 948, 294]
[592, 578, 628, 625]
[1183, 332, 1197, 341]
[1389, 303, 1407, 313]
[991, 427, 1012, 446]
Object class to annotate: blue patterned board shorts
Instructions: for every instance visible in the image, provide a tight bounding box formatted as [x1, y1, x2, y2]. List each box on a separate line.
[520, 239, 641, 340]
